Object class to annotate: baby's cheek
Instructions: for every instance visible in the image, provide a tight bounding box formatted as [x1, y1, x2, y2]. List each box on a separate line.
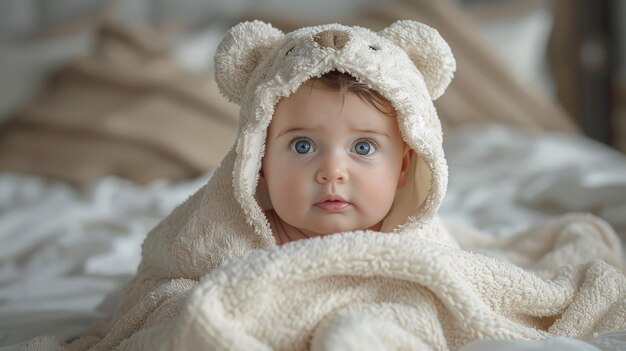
[273, 171, 307, 205]
[361, 170, 399, 204]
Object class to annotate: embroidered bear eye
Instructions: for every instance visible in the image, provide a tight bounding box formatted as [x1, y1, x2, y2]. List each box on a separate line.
[369, 44, 381, 51]
[286, 47, 296, 56]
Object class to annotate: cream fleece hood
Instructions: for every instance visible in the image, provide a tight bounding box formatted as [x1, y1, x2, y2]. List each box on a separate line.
[215, 20, 456, 236]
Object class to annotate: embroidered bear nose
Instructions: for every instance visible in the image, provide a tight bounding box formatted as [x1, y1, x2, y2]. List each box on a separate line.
[314, 30, 350, 49]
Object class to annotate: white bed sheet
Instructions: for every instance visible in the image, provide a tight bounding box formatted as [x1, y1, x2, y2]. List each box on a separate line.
[441, 124, 626, 241]
[0, 173, 211, 350]
[1, 124, 625, 350]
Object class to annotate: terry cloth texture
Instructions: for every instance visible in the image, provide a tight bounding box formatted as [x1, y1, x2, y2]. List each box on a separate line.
[23, 20, 626, 351]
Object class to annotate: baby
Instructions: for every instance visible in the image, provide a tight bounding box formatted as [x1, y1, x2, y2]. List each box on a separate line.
[259, 71, 413, 245]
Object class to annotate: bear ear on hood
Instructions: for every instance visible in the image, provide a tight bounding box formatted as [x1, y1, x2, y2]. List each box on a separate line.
[379, 20, 456, 100]
[214, 20, 284, 104]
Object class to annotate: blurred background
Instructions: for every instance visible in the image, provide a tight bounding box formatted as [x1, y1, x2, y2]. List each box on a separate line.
[2, 1, 626, 349]
[0, 0, 624, 185]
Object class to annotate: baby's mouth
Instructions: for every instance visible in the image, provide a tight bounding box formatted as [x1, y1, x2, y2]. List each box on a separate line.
[314, 198, 351, 212]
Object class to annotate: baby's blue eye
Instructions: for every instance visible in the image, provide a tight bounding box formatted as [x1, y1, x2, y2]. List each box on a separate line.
[290, 139, 314, 154]
[352, 140, 375, 156]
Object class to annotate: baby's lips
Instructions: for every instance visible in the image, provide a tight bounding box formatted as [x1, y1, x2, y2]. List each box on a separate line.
[314, 200, 351, 212]
[316, 194, 348, 203]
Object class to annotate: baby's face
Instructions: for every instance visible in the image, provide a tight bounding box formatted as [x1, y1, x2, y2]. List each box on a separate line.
[260, 80, 411, 237]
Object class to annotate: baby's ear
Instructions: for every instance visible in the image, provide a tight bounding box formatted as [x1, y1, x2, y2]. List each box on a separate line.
[397, 146, 413, 188]
[379, 20, 456, 100]
[214, 20, 284, 104]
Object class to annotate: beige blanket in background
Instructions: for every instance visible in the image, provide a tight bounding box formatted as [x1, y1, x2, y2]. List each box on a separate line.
[0, 0, 578, 185]
[0, 22, 239, 185]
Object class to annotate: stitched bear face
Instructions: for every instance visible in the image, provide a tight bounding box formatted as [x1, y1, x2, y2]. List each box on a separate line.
[215, 21, 454, 107]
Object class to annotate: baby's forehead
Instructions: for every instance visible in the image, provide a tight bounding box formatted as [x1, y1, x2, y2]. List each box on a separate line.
[277, 78, 393, 111]
[268, 88, 402, 140]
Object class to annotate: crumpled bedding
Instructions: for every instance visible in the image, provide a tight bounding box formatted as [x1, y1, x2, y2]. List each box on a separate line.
[441, 124, 626, 241]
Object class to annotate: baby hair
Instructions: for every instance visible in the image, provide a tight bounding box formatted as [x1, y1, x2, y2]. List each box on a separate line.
[310, 70, 397, 118]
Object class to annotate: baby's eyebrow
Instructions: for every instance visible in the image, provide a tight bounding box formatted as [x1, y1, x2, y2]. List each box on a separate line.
[354, 129, 391, 139]
[276, 127, 312, 138]
[275, 127, 390, 140]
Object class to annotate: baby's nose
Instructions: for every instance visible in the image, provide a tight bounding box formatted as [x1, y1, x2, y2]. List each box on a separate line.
[316, 160, 349, 184]
[316, 170, 349, 184]
[314, 30, 350, 50]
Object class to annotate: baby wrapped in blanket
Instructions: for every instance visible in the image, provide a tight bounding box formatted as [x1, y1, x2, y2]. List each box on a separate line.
[26, 20, 626, 351]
